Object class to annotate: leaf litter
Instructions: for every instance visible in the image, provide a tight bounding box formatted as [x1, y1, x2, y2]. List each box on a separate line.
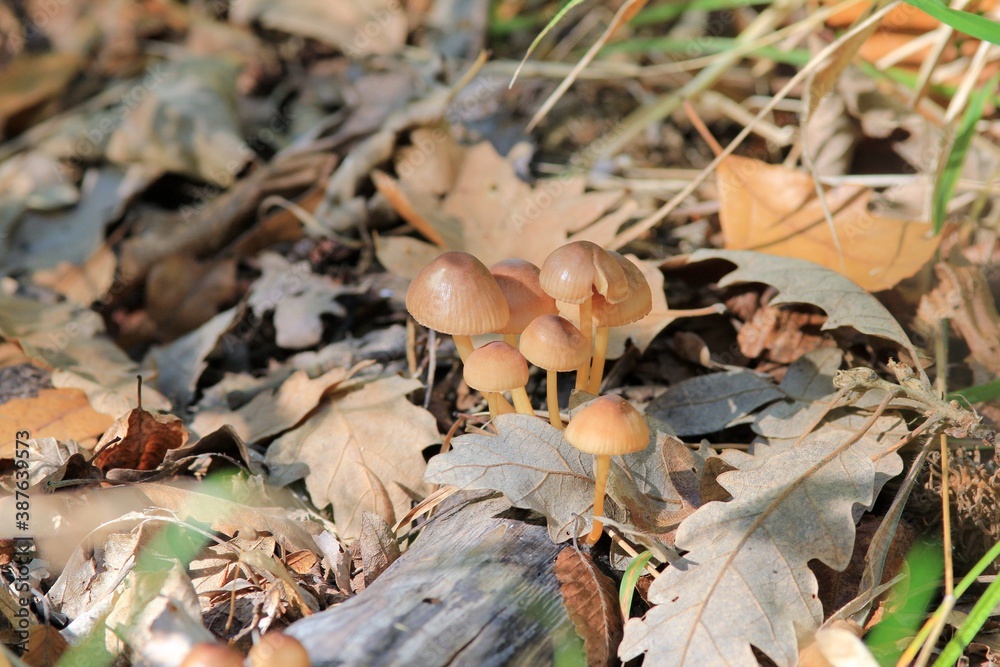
[0, 0, 997, 665]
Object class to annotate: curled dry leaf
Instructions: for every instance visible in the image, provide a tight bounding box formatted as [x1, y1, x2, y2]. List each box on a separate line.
[358, 511, 400, 587]
[716, 155, 939, 292]
[91, 404, 188, 472]
[554, 548, 622, 667]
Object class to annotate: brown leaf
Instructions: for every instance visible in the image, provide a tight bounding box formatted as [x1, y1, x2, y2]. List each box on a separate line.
[92, 406, 189, 472]
[554, 548, 623, 667]
[716, 155, 940, 292]
[0, 388, 114, 455]
[146, 254, 238, 341]
[0, 53, 80, 136]
[374, 135, 628, 275]
[358, 511, 400, 586]
[23, 625, 69, 667]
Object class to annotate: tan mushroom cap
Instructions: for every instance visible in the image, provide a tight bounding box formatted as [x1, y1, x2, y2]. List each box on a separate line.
[180, 644, 244, 667]
[463, 341, 530, 392]
[405, 251, 509, 335]
[490, 259, 558, 334]
[519, 315, 590, 371]
[592, 252, 653, 327]
[564, 395, 650, 456]
[539, 241, 629, 305]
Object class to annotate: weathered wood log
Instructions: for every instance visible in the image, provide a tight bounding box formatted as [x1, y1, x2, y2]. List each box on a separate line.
[286, 492, 582, 666]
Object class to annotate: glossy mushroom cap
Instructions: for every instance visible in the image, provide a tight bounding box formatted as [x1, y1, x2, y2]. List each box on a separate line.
[406, 251, 509, 335]
[519, 315, 590, 371]
[592, 252, 653, 327]
[463, 342, 530, 392]
[179, 643, 244, 667]
[539, 241, 629, 305]
[490, 259, 558, 334]
[564, 395, 650, 455]
[248, 632, 310, 667]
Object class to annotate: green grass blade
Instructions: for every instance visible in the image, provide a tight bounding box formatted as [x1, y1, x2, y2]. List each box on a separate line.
[949, 378, 1000, 404]
[901, 0, 1000, 44]
[933, 74, 998, 232]
[932, 555, 1000, 666]
[510, 0, 588, 85]
[619, 550, 654, 619]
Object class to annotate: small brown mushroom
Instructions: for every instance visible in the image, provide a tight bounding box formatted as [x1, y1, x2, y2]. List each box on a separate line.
[519, 314, 590, 430]
[564, 395, 649, 544]
[406, 251, 509, 362]
[179, 643, 244, 667]
[463, 341, 534, 421]
[539, 242, 628, 390]
[248, 632, 311, 667]
[588, 252, 652, 393]
[490, 258, 558, 347]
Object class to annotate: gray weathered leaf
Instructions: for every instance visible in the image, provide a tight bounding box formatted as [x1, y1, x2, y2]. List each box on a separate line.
[689, 249, 922, 377]
[619, 434, 900, 667]
[646, 370, 783, 436]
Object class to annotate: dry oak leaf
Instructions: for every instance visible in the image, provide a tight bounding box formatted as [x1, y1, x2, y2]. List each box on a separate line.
[190, 363, 362, 444]
[619, 436, 901, 667]
[0, 388, 113, 455]
[374, 135, 629, 275]
[716, 155, 939, 292]
[91, 405, 188, 472]
[555, 548, 623, 667]
[265, 375, 436, 541]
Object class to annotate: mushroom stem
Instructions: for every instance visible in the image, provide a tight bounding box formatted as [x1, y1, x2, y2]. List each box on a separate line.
[585, 454, 611, 544]
[511, 386, 534, 415]
[486, 393, 502, 422]
[588, 325, 610, 394]
[546, 369, 563, 430]
[454, 335, 475, 363]
[503, 333, 518, 347]
[575, 298, 593, 390]
[496, 394, 516, 414]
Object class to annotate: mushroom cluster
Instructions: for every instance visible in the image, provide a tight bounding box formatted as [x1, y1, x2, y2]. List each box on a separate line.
[406, 242, 654, 544]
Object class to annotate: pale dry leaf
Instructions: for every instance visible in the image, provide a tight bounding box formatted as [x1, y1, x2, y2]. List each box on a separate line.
[374, 137, 628, 274]
[619, 436, 900, 666]
[230, 0, 407, 56]
[359, 511, 400, 586]
[265, 375, 436, 540]
[554, 548, 622, 667]
[190, 364, 358, 444]
[646, 370, 784, 436]
[715, 156, 939, 292]
[106, 59, 251, 182]
[32, 244, 117, 306]
[689, 249, 923, 375]
[24, 437, 81, 485]
[148, 306, 240, 407]
[248, 252, 363, 349]
[0, 389, 113, 455]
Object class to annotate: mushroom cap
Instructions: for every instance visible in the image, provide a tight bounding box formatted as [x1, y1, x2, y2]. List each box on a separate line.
[406, 251, 509, 335]
[249, 633, 310, 667]
[490, 259, 558, 334]
[519, 315, 590, 372]
[564, 395, 650, 455]
[539, 241, 629, 305]
[180, 644, 244, 667]
[463, 341, 530, 392]
[593, 252, 653, 327]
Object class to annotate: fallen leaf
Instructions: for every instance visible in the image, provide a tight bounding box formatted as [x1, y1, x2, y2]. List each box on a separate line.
[688, 249, 924, 375]
[715, 155, 940, 291]
[358, 511, 399, 586]
[0, 388, 113, 455]
[248, 252, 363, 350]
[0, 52, 80, 137]
[190, 364, 360, 444]
[619, 436, 901, 666]
[146, 254, 238, 340]
[149, 306, 240, 407]
[230, 0, 407, 56]
[23, 624, 69, 667]
[646, 370, 784, 436]
[91, 404, 189, 472]
[374, 135, 629, 274]
[266, 375, 436, 540]
[32, 244, 117, 306]
[555, 548, 622, 667]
